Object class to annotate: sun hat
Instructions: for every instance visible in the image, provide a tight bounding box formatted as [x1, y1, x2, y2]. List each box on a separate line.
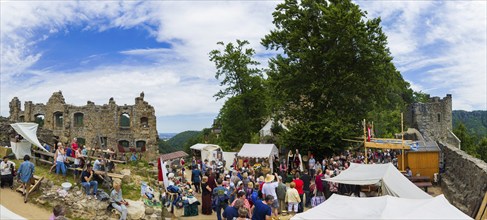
[264, 174, 275, 183]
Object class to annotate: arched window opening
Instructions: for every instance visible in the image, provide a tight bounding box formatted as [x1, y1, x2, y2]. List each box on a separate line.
[35, 114, 45, 127]
[54, 112, 63, 128]
[140, 117, 149, 128]
[120, 113, 130, 127]
[136, 140, 146, 152]
[77, 137, 86, 146]
[437, 113, 441, 123]
[74, 113, 84, 127]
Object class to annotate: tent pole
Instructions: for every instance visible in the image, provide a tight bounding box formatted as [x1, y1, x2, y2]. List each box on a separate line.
[401, 113, 404, 171]
[364, 119, 368, 164]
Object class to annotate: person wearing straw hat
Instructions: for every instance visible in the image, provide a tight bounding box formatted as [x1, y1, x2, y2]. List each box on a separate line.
[262, 173, 280, 216]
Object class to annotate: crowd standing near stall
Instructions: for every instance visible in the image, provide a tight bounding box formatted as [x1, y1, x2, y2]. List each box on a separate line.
[1, 132, 412, 220]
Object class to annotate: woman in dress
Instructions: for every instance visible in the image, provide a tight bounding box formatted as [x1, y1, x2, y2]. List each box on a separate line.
[201, 176, 212, 215]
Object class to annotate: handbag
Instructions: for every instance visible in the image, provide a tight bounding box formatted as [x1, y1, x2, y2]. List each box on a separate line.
[11, 165, 16, 176]
[311, 196, 325, 207]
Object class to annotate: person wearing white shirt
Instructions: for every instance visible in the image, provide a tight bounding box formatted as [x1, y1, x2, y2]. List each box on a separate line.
[262, 173, 281, 216]
[1, 156, 15, 189]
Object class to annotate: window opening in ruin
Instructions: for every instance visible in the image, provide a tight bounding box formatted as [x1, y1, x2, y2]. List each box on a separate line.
[437, 113, 441, 122]
[120, 113, 130, 127]
[74, 112, 84, 127]
[54, 112, 63, 128]
[136, 140, 146, 152]
[77, 137, 86, 146]
[118, 140, 130, 150]
[19, 116, 25, 122]
[140, 117, 149, 128]
[35, 114, 45, 127]
[100, 137, 108, 149]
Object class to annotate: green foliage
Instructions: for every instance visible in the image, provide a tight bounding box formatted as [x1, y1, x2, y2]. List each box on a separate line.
[412, 90, 430, 103]
[159, 131, 201, 154]
[210, 39, 263, 100]
[453, 122, 478, 157]
[478, 138, 487, 162]
[210, 40, 269, 149]
[261, 0, 412, 152]
[452, 110, 487, 139]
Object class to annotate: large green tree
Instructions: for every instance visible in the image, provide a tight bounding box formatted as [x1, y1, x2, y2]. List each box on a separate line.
[210, 40, 269, 149]
[261, 0, 412, 152]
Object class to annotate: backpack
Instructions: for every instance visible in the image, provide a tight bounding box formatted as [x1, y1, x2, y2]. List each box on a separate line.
[96, 190, 110, 201]
[167, 185, 180, 193]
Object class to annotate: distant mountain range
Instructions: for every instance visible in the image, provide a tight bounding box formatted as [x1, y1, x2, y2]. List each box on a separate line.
[158, 131, 201, 154]
[159, 133, 178, 141]
[452, 110, 487, 138]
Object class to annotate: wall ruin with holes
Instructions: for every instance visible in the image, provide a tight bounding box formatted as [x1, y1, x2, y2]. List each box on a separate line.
[9, 91, 158, 156]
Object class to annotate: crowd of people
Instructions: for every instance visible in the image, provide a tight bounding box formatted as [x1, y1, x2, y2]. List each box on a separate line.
[164, 147, 405, 220]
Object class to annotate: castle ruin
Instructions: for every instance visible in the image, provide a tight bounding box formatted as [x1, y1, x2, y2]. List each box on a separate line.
[405, 94, 454, 145]
[9, 91, 158, 155]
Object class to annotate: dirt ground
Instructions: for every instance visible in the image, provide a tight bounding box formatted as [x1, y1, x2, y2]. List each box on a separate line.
[0, 187, 51, 219]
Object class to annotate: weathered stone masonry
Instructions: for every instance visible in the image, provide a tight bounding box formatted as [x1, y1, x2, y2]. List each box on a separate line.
[439, 142, 487, 217]
[9, 91, 158, 154]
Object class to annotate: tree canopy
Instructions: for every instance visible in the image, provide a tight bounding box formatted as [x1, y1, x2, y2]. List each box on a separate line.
[209, 40, 269, 149]
[261, 0, 413, 152]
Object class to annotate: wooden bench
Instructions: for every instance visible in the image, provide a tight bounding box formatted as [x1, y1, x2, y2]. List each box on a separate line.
[414, 182, 432, 192]
[16, 175, 43, 194]
[85, 155, 126, 164]
[408, 176, 431, 182]
[94, 170, 125, 179]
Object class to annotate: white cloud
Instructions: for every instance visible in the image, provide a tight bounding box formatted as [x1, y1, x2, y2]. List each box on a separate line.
[358, 1, 487, 111]
[0, 1, 278, 132]
[1, 0, 485, 134]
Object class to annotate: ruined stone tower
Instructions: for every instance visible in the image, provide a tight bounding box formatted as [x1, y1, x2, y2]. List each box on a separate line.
[9, 91, 159, 156]
[405, 94, 453, 143]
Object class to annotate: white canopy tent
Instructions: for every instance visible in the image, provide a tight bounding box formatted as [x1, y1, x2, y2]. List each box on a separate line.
[326, 163, 431, 199]
[189, 143, 221, 162]
[0, 205, 26, 220]
[237, 143, 279, 170]
[10, 123, 48, 159]
[291, 194, 472, 220]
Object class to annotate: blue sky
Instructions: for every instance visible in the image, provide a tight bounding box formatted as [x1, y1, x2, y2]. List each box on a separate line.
[1, 1, 486, 133]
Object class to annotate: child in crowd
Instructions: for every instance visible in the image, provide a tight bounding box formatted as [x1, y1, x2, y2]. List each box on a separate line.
[285, 181, 301, 214]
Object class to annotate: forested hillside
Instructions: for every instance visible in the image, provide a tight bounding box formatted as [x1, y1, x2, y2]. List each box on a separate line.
[158, 131, 201, 154]
[452, 110, 487, 139]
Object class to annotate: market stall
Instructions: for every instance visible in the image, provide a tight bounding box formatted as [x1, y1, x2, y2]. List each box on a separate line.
[237, 143, 279, 171]
[10, 123, 49, 159]
[189, 143, 221, 162]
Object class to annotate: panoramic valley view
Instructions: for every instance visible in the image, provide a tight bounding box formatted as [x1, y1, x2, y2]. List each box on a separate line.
[0, 0, 486, 220]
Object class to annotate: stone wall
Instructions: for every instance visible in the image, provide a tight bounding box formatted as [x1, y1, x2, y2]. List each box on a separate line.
[406, 94, 452, 144]
[439, 142, 487, 217]
[8, 91, 158, 157]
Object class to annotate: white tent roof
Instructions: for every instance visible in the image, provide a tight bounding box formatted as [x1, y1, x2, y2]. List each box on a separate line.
[10, 123, 48, 152]
[327, 163, 431, 199]
[291, 194, 471, 220]
[189, 143, 221, 151]
[237, 143, 278, 158]
[1, 205, 26, 220]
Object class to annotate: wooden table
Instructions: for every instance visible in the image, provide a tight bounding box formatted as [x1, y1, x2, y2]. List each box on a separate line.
[414, 182, 432, 192]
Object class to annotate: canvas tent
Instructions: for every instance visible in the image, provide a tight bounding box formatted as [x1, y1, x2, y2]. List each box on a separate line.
[326, 163, 431, 199]
[237, 143, 279, 170]
[190, 143, 221, 161]
[291, 194, 472, 219]
[10, 123, 48, 159]
[1, 205, 26, 220]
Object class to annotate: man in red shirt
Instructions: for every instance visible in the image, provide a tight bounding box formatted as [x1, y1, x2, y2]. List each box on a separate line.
[292, 173, 304, 213]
